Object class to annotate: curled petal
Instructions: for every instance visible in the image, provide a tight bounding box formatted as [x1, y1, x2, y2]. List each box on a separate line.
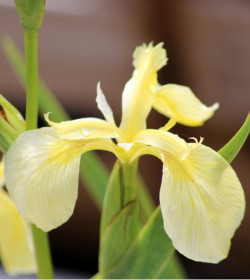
[133, 129, 187, 157]
[120, 43, 167, 140]
[0, 189, 36, 275]
[96, 82, 115, 125]
[160, 144, 245, 263]
[45, 113, 121, 140]
[154, 84, 219, 126]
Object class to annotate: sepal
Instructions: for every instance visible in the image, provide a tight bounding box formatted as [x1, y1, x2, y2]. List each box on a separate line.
[0, 95, 25, 152]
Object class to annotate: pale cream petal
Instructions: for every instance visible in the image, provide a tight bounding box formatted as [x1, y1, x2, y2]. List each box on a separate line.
[45, 113, 121, 140]
[133, 129, 187, 157]
[154, 84, 219, 126]
[0, 189, 36, 275]
[160, 143, 245, 263]
[96, 82, 115, 125]
[5, 128, 82, 231]
[5, 127, 122, 231]
[120, 43, 167, 140]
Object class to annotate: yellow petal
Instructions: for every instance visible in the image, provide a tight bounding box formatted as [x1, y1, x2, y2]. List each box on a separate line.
[154, 84, 219, 126]
[133, 129, 187, 157]
[0, 189, 36, 275]
[45, 113, 121, 140]
[0, 157, 5, 188]
[5, 128, 82, 231]
[120, 43, 167, 140]
[96, 82, 115, 125]
[160, 143, 245, 263]
[5, 128, 120, 231]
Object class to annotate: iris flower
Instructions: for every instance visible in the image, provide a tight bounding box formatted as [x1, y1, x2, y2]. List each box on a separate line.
[5, 43, 245, 263]
[0, 159, 36, 275]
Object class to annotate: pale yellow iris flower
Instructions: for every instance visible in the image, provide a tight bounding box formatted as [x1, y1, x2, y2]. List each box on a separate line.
[0, 159, 36, 275]
[5, 43, 244, 263]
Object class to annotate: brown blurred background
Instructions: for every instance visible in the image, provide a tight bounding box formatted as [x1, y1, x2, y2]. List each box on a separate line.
[0, 0, 249, 278]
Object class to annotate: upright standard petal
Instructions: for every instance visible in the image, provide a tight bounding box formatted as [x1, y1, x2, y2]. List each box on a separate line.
[5, 127, 82, 231]
[153, 84, 219, 126]
[159, 143, 245, 263]
[0, 189, 36, 275]
[120, 43, 167, 140]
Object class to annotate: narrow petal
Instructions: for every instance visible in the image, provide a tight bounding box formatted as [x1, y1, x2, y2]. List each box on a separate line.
[5, 128, 121, 231]
[0, 189, 36, 275]
[160, 143, 245, 263]
[45, 113, 122, 140]
[154, 84, 219, 126]
[96, 82, 115, 125]
[120, 43, 167, 140]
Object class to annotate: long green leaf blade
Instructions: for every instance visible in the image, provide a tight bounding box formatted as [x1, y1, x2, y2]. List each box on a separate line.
[101, 207, 185, 279]
[219, 113, 250, 163]
[99, 161, 140, 273]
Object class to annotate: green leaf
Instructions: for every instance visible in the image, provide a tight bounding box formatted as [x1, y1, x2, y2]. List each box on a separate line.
[100, 207, 185, 279]
[100, 162, 123, 233]
[158, 253, 186, 279]
[99, 161, 140, 273]
[219, 113, 250, 163]
[100, 202, 140, 273]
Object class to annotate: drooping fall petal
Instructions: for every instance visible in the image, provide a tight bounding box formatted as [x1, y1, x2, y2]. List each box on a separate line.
[5, 127, 82, 231]
[153, 84, 219, 126]
[5, 127, 121, 231]
[0, 189, 36, 275]
[134, 129, 245, 262]
[160, 143, 245, 263]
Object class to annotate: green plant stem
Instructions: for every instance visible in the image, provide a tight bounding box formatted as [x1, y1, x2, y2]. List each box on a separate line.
[24, 31, 54, 279]
[31, 225, 54, 279]
[24, 32, 38, 130]
[121, 160, 138, 205]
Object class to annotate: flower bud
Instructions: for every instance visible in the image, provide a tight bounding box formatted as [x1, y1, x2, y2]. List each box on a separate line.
[14, 0, 45, 33]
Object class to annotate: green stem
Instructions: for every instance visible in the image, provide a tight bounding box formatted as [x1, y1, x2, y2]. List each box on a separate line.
[24, 31, 54, 278]
[31, 225, 54, 279]
[24, 32, 38, 130]
[121, 160, 138, 205]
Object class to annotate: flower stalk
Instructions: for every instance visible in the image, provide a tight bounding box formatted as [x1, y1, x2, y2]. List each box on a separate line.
[24, 31, 38, 130]
[14, 0, 54, 278]
[24, 26, 54, 280]
[120, 160, 138, 205]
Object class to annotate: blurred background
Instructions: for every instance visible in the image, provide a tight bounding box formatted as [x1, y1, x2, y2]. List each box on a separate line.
[0, 0, 249, 278]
